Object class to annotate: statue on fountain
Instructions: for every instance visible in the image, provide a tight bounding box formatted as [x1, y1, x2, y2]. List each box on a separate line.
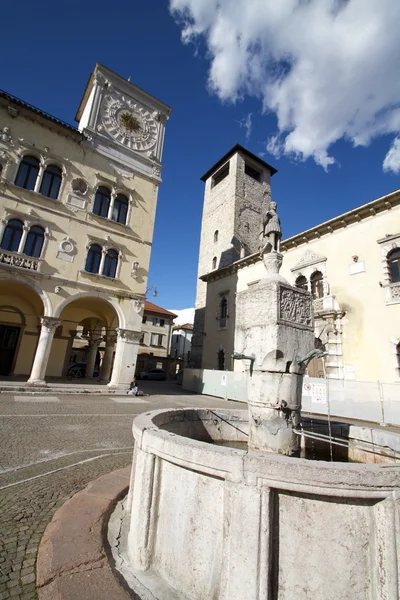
[260, 201, 282, 254]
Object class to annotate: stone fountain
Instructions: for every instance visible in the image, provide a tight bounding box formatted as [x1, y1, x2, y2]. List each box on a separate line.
[108, 206, 400, 600]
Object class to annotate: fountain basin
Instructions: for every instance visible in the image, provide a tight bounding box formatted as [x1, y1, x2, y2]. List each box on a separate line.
[114, 408, 400, 600]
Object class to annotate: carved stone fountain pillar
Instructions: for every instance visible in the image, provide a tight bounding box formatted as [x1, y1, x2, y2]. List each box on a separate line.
[235, 251, 314, 455]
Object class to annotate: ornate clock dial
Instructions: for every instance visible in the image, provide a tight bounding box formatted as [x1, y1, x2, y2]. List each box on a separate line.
[101, 93, 158, 152]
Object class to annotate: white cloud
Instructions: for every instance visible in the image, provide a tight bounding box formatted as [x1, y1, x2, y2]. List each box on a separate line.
[169, 307, 195, 325]
[237, 112, 252, 141]
[383, 138, 400, 174]
[170, 0, 400, 172]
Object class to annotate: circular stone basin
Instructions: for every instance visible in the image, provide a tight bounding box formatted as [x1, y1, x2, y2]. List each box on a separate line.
[109, 408, 400, 600]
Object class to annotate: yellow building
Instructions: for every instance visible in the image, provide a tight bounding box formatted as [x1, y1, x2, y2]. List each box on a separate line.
[0, 64, 171, 389]
[195, 147, 400, 383]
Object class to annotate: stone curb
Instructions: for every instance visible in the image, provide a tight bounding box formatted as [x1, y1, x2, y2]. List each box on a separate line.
[36, 466, 133, 600]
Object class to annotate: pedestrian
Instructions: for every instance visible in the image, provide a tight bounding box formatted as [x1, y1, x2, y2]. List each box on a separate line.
[127, 377, 139, 395]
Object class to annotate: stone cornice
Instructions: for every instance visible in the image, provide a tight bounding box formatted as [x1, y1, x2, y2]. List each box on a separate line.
[200, 252, 260, 282]
[281, 189, 400, 251]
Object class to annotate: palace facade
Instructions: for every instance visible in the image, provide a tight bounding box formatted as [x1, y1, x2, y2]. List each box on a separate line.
[0, 63, 171, 389]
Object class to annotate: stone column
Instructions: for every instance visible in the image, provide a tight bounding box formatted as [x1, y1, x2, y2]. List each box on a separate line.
[61, 330, 77, 377]
[86, 337, 102, 378]
[108, 328, 141, 390]
[99, 335, 116, 382]
[27, 317, 61, 386]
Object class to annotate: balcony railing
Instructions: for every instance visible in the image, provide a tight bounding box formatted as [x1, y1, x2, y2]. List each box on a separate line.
[0, 250, 41, 272]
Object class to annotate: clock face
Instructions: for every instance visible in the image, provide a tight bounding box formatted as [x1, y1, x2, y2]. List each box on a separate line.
[101, 93, 158, 152]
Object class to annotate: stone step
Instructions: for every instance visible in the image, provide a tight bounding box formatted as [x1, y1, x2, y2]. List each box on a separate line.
[0, 385, 121, 395]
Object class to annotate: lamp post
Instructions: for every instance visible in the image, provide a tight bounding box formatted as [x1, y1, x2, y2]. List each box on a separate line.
[146, 286, 158, 298]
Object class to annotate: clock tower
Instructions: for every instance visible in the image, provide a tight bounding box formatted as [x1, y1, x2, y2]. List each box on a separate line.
[76, 63, 171, 182]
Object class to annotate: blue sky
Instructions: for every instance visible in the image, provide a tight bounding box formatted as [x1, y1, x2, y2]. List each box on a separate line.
[1, 0, 399, 315]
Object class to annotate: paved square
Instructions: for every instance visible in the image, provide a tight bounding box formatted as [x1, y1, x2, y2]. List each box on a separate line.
[0, 382, 235, 600]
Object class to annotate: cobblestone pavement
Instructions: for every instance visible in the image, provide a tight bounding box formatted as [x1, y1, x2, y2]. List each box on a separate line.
[0, 383, 233, 600]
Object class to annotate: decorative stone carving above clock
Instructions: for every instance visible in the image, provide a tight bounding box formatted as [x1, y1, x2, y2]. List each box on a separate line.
[101, 91, 158, 152]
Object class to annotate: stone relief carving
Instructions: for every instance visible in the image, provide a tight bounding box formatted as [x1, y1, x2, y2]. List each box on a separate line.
[0, 127, 13, 144]
[0, 252, 39, 271]
[293, 248, 327, 270]
[391, 285, 400, 298]
[57, 237, 76, 263]
[71, 178, 88, 196]
[101, 91, 158, 152]
[279, 287, 312, 327]
[313, 298, 324, 313]
[152, 166, 162, 178]
[133, 299, 144, 313]
[116, 328, 141, 343]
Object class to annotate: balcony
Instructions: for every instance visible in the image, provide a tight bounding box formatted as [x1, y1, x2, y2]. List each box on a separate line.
[0, 250, 42, 272]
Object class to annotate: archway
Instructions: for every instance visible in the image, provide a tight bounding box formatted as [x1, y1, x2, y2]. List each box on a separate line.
[0, 278, 46, 377]
[53, 296, 120, 381]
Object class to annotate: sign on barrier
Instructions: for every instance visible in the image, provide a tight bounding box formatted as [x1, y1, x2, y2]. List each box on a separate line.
[303, 380, 327, 404]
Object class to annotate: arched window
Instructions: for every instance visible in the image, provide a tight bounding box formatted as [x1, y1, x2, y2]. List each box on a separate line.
[39, 165, 62, 199]
[103, 248, 118, 278]
[295, 275, 308, 291]
[15, 156, 40, 190]
[112, 194, 128, 224]
[24, 225, 44, 257]
[310, 271, 324, 299]
[218, 349, 225, 371]
[1, 219, 23, 252]
[214, 230, 219, 242]
[85, 244, 102, 274]
[388, 248, 400, 283]
[212, 256, 217, 270]
[93, 187, 111, 218]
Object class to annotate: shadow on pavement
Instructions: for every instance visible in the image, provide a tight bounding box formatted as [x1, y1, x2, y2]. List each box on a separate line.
[136, 380, 197, 396]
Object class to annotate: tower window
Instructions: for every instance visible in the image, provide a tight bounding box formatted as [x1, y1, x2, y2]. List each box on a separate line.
[214, 230, 219, 242]
[244, 163, 261, 182]
[219, 297, 228, 328]
[212, 256, 217, 270]
[212, 163, 229, 188]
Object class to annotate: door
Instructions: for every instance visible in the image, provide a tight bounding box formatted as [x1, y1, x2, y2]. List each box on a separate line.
[0, 325, 20, 376]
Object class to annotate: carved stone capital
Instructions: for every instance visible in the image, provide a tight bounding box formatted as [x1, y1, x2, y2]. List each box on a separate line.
[116, 328, 141, 343]
[40, 317, 61, 333]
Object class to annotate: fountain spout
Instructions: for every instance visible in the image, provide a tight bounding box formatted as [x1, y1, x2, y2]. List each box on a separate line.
[232, 352, 255, 375]
[297, 349, 327, 368]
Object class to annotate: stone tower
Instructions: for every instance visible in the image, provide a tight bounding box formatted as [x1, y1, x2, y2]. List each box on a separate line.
[191, 145, 277, 368]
